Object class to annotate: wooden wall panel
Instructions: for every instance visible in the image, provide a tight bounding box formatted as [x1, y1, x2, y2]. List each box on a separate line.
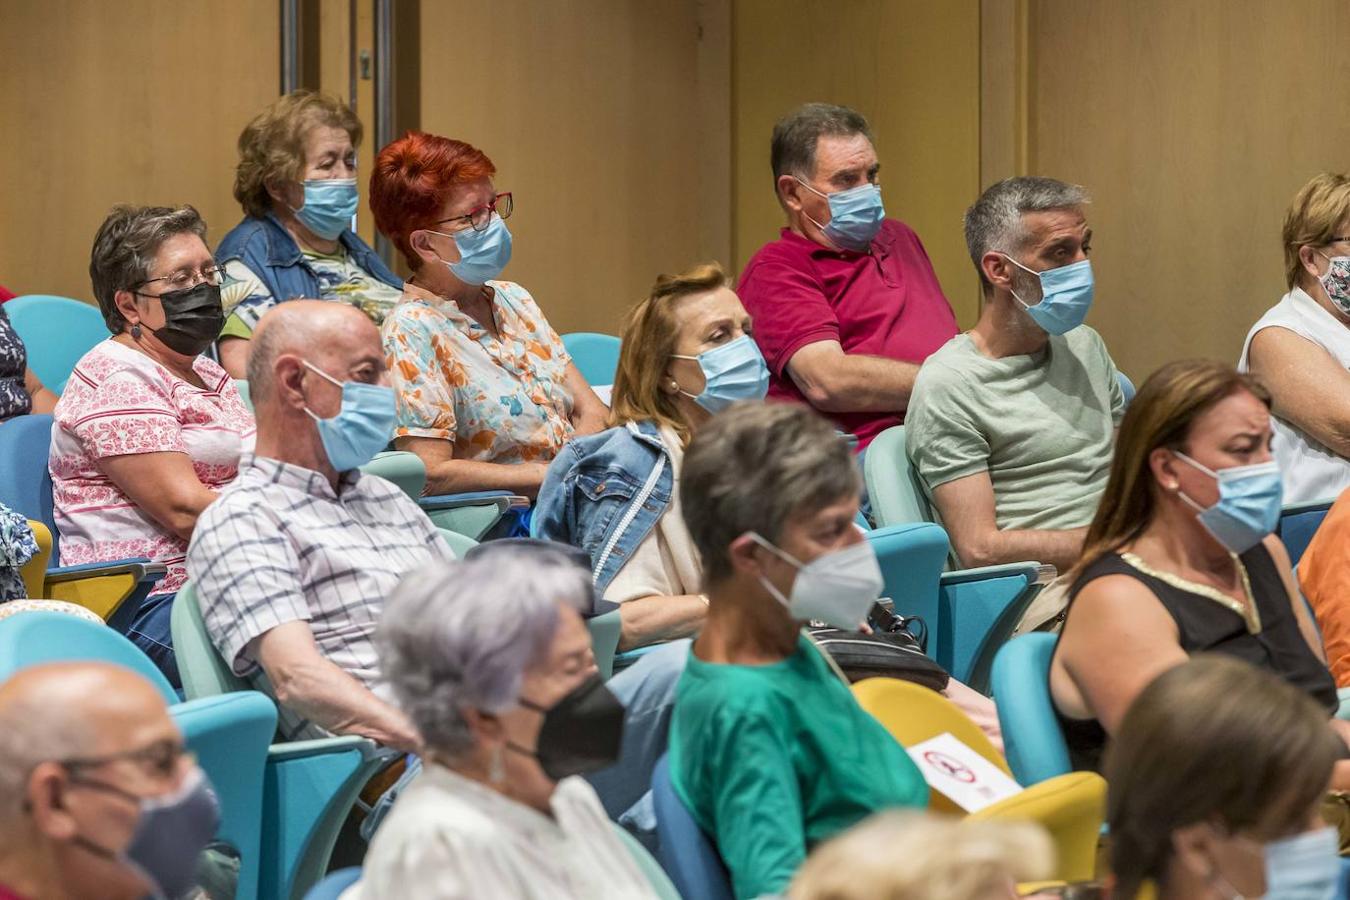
[1028, 0, 1350, 381]
[732, 0, 983, 327]
[0, 0, 279, 302]
[418, 0, 731, 336]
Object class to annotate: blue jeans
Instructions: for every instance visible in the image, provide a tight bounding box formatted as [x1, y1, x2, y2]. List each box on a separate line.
[116, 590, 180, 689]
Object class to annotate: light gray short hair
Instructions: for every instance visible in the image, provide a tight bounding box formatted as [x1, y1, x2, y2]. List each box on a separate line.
[963, 176, 1089, 290]
[377, 545, 592, 756]
[681, 402, 860, 584]
[88, 205, 208, 333]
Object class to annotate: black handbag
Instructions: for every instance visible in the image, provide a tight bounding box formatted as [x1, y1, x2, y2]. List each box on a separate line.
[809, 602, 950, 692]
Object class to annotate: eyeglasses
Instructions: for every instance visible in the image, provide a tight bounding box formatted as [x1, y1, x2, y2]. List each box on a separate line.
[136, 263, 229, 295]
[435, 192, 513, 233]
[62, 739, 191, 779]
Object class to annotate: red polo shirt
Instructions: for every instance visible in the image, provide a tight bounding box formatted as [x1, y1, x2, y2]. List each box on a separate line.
[736, 219, 959, 449]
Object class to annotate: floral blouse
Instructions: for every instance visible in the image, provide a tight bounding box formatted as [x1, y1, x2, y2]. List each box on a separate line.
[0, 305, 31, 422]
[382, 281, 575, 464]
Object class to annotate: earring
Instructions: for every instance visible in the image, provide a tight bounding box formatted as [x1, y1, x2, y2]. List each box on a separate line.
[130, 323, 142, 339]
[488, 744, 506, 784]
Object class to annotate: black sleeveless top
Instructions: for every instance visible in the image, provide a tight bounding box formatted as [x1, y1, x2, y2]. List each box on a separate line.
[1054, 543, 1338, 772]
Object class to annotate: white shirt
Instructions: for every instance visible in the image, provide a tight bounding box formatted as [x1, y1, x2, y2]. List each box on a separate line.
[1238, 287, 1350, 505]
[346, 763, 659, 900]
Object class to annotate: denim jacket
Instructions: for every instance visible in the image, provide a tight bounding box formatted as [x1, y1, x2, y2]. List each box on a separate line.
[214, 212, 401, 302]
[534, 419, 675, 596]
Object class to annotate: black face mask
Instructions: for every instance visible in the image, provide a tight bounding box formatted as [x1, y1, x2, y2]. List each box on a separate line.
[143, 281, 224, 357]
[506, 674, 625, 780]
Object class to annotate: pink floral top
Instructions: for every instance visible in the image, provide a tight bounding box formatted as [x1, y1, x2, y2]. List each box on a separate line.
[50, 340, 256, 596]
[382, 281, 575, 463]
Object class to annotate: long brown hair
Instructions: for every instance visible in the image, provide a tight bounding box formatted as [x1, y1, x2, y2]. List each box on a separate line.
[608, 262, 729, 445]
[1071, 359, 1271, 581]
[1106, 655, 1337, 899]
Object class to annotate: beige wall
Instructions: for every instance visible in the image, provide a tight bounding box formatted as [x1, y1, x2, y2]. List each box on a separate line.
[417, 0, 731, 336]
[0, 0, 279, 302]
[731, 0, 984, 327]
[1025, 0, 1350, 381]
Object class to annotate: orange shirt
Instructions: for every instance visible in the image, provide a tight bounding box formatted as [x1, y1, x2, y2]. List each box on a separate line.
[1296, 488, 1350, 686]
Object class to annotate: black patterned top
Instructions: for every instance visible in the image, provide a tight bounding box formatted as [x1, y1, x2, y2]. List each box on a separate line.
[0, 306, 31, 421]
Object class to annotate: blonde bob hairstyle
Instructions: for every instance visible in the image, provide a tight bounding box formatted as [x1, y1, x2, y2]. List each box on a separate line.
[608, 262, 729, 445]
[1282, 172, 1350, 290]
[1070, 358, 1270, 582]
[233, 89, 363, 219]
[788, 811, 1052, 900]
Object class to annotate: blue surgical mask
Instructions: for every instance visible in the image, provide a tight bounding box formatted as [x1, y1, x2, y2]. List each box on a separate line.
[1175, 451, 1283, 554]
[431, 215, 513, 286]
[671, 334, 770, 413]
[1262, 826, 1339, 900]
[293, 178, 359, 241]
[303, 361, 397, 471]
[796, 178, 886, 251]
[1000, 254, 1095, 335]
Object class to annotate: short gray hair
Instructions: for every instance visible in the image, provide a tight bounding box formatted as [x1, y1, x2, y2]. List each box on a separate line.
[0, 677, 95, 817]
[771, 103, 873, 183]
[377, 545, 592, 756]
[963, 176, 1089, 290]
[88, 205, 208, 333]
[681, 402, 860, 584]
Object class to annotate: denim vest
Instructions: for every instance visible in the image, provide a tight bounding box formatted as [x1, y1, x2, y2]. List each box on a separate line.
[534, 419, 675, 596]
[214, 212, 401, 301]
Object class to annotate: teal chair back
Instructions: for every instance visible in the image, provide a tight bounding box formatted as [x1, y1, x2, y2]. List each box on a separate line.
[940, 563, 1043, 693]
[6, 295, 109, 393]
[862, 425, 934, 526]
[0, 609, 176, 700]
[652, 754, 733, 900]
[362, 450, 428, 501]
[1278, 498, 1336, 568]
[1116, 371, 1136, 407]
[437, 526, 479, 557]
[234, 379, 252, 412]
[173, 582, 252, 699]
[864, 522, 949, 645]
[0, 414, 58, 561]
[990, 633, 1073, 785]
[562, 332, 622, 385]
[173, 691, 277, 900]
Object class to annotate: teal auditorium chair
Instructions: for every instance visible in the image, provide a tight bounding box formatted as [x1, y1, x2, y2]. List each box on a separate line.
[562, 332, 622, 386]
[865, 522, 1044, 693]
[990, 633, 1073, 786]
[5, 294, 109, 393]
[172, 583, 387, 900]
[1278, 498, 1337, 568]
[652, 754, 733, 900]
[863, 426, 935, 526]
[0, 414, 164, 622]
[0, 612, 276, 900]
[361, 449, 528, 541]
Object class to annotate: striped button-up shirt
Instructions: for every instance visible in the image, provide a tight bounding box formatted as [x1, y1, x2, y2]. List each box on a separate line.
[187, 453, 454, 738]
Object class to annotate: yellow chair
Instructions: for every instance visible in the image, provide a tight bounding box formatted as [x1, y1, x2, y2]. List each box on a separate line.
[19, 519, 161, 620]
[853, 677, 1106, 884]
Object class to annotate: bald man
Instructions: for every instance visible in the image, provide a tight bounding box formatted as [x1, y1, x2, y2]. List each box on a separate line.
[188, 301, 452, 749]
[188, 301, 689, 846]
[0, 662, 217, 900]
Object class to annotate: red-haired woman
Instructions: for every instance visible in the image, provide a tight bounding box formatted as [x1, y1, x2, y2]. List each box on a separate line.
[371, 132, 607, 501]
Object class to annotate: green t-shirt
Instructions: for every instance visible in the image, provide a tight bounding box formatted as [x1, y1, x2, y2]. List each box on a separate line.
[668, 634, 928, 899]
[905, 326, 1125, 533]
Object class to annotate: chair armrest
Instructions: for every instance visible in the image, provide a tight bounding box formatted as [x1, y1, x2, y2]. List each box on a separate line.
[266, 734, 379, 762]
[419, 490, 529, 512]
[44, 558, 166, 582]
[938, 561, 1054, 587]
[588, 610, 623, 681]
[970, 771, 1106, 884]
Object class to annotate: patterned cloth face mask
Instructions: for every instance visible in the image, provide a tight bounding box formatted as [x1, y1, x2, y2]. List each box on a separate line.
[1316, 250, 1350, 317]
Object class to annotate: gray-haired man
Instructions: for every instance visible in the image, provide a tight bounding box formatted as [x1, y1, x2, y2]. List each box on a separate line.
[905, 176, 1125, 630]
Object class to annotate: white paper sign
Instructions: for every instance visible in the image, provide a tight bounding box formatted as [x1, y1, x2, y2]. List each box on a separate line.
[905, 732, 1024, 812]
